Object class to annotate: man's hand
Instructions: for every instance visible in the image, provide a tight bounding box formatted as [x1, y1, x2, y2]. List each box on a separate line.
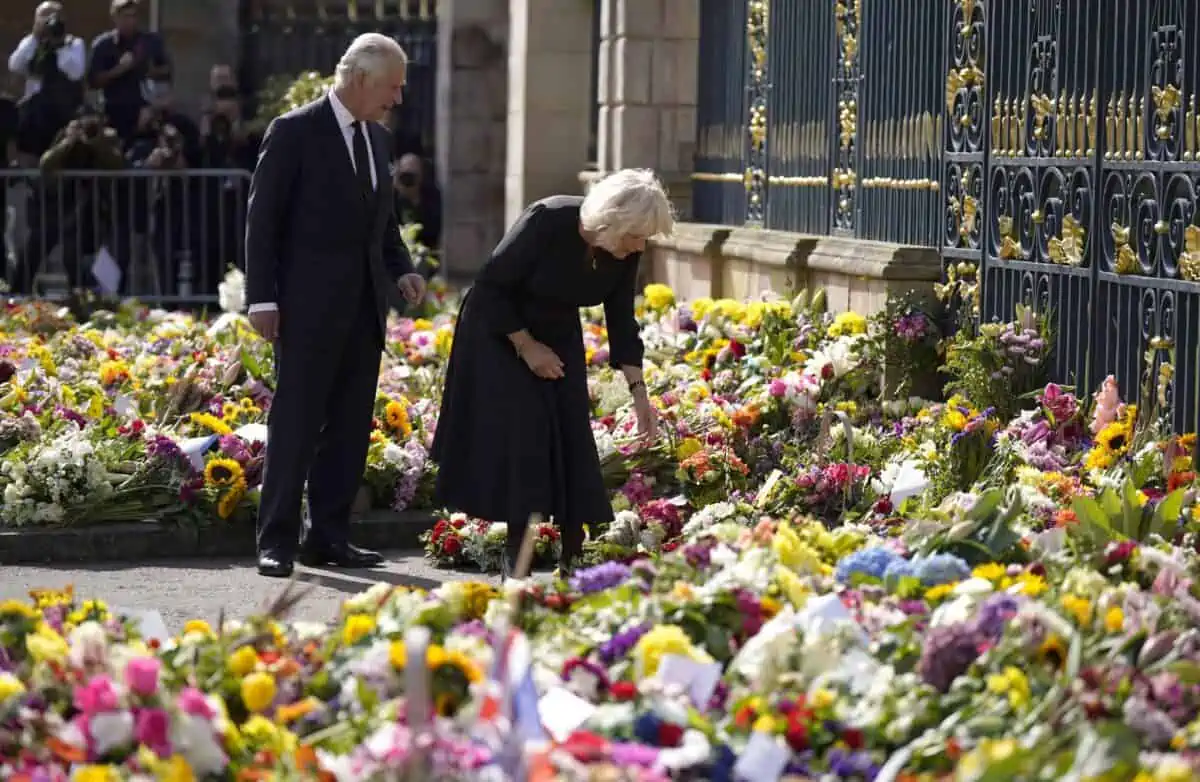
[249, 309, 279, 341]
[397, 273, 426, 305]
[116, 51, 135, 72]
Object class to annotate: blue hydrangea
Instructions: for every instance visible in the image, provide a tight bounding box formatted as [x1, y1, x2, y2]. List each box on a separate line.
[913, 553, 970, 586]
[834, 547, 902, 583]
[881, 553, 971, 588]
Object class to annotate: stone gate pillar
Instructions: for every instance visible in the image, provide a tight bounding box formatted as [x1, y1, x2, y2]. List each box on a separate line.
[503, 0, 595, 226]
[586, 0, 699, 218]
[435, 0, 509, 279]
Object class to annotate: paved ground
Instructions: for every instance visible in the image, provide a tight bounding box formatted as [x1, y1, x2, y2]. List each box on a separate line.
[2, 549, 501, 633]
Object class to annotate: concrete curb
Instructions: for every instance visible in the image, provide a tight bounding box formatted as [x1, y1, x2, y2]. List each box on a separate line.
[0, 511, 438, 565]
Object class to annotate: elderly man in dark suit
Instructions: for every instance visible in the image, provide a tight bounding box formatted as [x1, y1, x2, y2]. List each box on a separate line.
[245, 33, 426, 578]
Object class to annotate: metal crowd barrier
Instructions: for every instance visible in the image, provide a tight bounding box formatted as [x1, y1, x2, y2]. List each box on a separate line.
[1, 168, 252, 306]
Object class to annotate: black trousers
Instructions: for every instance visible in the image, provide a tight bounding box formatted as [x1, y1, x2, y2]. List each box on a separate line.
[256, 284, 383, 554]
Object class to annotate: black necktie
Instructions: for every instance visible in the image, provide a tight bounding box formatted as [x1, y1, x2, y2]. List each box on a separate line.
[351, 121, 372, 197]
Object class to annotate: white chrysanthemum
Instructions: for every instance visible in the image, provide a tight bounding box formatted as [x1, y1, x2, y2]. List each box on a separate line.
[217, 268, 246, 314]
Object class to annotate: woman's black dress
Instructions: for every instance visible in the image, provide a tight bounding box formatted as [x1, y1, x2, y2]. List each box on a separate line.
[430, 195, 644, 558]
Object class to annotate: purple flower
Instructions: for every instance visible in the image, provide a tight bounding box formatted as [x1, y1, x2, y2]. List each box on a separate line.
[570, 561, 632, 595]
[973, 593, 1020, 641]
[55, 405, 87, 428]
[598, 623, 649, 664]
[918, 622, 983, 692]
[146, 435, 185, 465]
[218, 434, 249, 461]
[893, 312, 928, 342]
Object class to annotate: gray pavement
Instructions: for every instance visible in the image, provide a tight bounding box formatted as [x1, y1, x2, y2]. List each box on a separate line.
[2, 550, 500, 632]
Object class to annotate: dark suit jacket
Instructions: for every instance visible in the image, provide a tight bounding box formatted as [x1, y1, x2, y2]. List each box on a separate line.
[244, 95, 413, 342]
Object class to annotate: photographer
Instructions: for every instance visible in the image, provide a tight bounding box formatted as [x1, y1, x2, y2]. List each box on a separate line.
[197, 92, 256, 297]
[127, 108, 197, 298]
[8, 2, 86, 158]
[88, 0, 171, 143]
[13, 108, 124, 294]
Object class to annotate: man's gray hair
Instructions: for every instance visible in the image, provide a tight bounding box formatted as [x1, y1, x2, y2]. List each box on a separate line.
[579, 168, 676, 242]
[334, 33, 408, 89]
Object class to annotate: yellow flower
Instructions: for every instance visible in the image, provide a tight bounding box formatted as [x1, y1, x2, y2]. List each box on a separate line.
[240, 714, 297, 753]
[924, 583, 956, 603]
[774, 566, 811, 608]
[0, 672, 26, 701]
[26, 623, 68, 663]
[384, 400, 413, 437]
[341, 613, 376, 646]
[752, 714, 777, 733]
[217, 478, 248, 520]
[810, 688, 837, 710]
[435, 327, 454, 357]
[985, 666, 1030, 710]
[1104, 606, 1125, 634]
[690, 298, 715, 319]
[153, 755, 196, 782]
[71, 766, 121, 782]
[203, 458, 243, 488]
[1060, 595, 1093, 626]
[0, 599, 39, 619]
[227, 646, 259, 677]
[98, 360, 130, 386]
[412, 318, 434, 331]
[675, 437, 703, 461]
[189, 412, 233, 436]
[773, 522, 827, 575]
[943, 409, 968, 432]
[182, 619, 214, 637]
[388, 640, 407, 670]
[972, 563, 1006, 582]
[633, 624, 711, 678]
[713, 298, 745, 321]
[433, 649, 485, 684]
[1013, 572, 1048, 597]
[643, 283, 676, 311]
[240, 671, 277, 713]
[827, 311, 868, 338]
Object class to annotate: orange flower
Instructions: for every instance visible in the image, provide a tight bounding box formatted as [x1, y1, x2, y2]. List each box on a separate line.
[731, 404, 761, 429]
[1053, 508, 1078, 527]
[1168, 471, 1196, 492]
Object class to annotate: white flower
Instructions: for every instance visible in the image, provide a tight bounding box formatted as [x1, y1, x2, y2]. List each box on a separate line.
[217, 268, 246, 314]
[90, 712, 134, 756]
[170, 714, 227, 776]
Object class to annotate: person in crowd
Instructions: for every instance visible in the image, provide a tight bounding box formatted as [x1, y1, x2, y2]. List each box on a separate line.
[121, 104, 196, 297]
[382, 103, 424, 161]
[245, 34, 424, 578]
[88, 0, 171, 143]
[430, 169, 672, 577]
[9, 2, 86, 159]
[197, 74, 257, 296]
[391, 152, 441, 251]
[12, 107, 123, 294]
[0, 86, 19, 282]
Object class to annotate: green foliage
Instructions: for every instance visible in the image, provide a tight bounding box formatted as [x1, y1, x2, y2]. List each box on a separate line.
[941, 304, 1052, 421]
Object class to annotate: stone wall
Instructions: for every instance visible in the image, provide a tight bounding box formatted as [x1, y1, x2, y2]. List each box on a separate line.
[645, 223, 943, 314]
[583, 0, 698, 218]
[159, 0, 239, 117]
[436, 0, 509, 280]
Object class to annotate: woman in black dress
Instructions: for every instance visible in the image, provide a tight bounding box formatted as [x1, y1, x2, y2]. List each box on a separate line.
[431, 169, 675, 574]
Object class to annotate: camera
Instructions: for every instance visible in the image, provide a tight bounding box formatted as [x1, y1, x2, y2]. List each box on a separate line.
[44, 13, 66, 41]
[78, 115, 102, 141]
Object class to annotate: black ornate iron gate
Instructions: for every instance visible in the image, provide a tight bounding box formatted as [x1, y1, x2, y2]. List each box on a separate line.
[237, 0, 438, 153]
[694, 0, 1200, 432]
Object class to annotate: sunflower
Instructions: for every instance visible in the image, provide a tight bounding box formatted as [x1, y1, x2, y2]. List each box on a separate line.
[205, 457, 244, 488]
[1038, 634, 1067, 669]
[433, 648, 484, 685]
[218, 478, 248, 519]
[384, 400, 413, 437]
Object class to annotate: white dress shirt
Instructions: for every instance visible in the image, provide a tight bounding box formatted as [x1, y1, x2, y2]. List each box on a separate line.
[8, 35, 86, 100]
[248, 89, 378, 315]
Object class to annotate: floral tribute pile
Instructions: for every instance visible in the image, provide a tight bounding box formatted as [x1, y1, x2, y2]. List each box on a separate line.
[4, 273, 1200, 779]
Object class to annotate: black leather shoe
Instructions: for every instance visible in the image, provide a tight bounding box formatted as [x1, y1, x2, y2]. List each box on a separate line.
[257, 551, 294, 578]
[298, 542, 384, 568]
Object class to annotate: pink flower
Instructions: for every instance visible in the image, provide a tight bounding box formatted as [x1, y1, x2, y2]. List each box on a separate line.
[177, 687, 215, 718]
[73, 675, 119, 715]
[768, 378, 787, 398]
[1039, 383, 1078, 424]
[1090, 375, 1122, 435]
[124, 657, 161, 697]
[135, 708, 173, 757]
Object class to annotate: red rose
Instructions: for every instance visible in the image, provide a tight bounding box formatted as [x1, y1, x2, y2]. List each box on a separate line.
[873, 497, 893, 515]
[842, 727, 864, 749]
[656, 722, 683, 747]
[821, 363, 834, 380]
[451, 517, 467, 529]
[441, 535, 462, 555]
[785, 716, 809, 752]
[609, 681, 637, 701]
[729, 340, 746, 358]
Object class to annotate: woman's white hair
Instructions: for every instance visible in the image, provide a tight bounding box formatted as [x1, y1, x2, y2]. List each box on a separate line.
[334, 33, 408, 89]
[579, 168, 676, 242]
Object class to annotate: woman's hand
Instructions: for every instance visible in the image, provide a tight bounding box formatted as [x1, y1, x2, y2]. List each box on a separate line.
[633, 389, 658, 443]
[520, 340, 565, 379]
